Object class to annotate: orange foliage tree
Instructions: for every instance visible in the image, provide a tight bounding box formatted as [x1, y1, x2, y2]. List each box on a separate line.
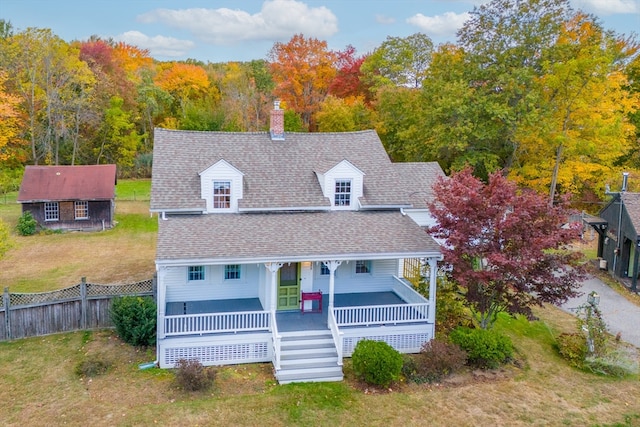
[268, 34, 337, 130]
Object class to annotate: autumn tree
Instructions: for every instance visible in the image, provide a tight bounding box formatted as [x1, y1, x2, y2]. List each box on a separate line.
[361, 33, 434, 89]
[428, 168, 584, 329]
[95, 96, 143, 167]
[0, 70, 27, 162]
[154, 61, 214, 128]
[268, 34, 337, 130]
[373, 85, 423, 161]
[455, 0, 572, 174]
[512, 13, 639, 205]
[329, 45, 370, 102]
[315, 95, 374, 132]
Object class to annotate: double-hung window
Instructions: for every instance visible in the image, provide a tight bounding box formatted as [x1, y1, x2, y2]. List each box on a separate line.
[224, 264, 241, 280]
[74, 201, 89, 219]
[355, 260, 371, 274]
[213, 181, 231, 209]
[44, 202, 59, 221]
[334, 179, 351, 207]
[188, 266, 205, 281]
[320, 263, 330, 276]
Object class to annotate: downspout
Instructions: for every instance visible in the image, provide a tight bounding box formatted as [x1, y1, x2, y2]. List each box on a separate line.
[632, 240, 639, 292]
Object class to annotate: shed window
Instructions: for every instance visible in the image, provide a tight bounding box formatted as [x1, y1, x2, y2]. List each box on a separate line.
[188, 266, 205, 281]
[334, 180, 351, 206]
[213, 181, 231, 209]
[74, 201, 89, 219]
[44, 202, 59, 221]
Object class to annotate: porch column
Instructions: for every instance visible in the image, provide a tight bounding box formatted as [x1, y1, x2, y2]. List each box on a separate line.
[323, 261, 342, 309]
[156, 266, 168, 339]
[265, 262, 283, 312]
[428, 257, 438, 323]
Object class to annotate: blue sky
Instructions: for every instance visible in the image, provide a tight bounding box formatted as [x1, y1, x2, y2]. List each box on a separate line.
[1, 0, 638, 63]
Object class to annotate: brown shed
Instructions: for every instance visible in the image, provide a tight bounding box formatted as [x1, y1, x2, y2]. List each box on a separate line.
[17, 165, 117, 231]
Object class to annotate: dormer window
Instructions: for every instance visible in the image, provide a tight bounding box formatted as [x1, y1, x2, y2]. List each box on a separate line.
[334, 180, 351, 207]
[213, 181, 231, 209]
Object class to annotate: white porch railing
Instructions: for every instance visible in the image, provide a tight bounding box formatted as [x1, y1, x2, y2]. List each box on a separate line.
[164, 310, 270, 336]
[333, 303, 429, 327]
[392, 275, 430, 304]
[270, 310, 282, 370]
[328, 309, 344, 366]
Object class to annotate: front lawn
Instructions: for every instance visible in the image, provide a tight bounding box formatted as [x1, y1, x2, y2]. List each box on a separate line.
[0, 305, 638, 426]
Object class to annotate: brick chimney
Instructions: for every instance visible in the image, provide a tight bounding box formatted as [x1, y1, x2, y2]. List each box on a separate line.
[270, 100, 285, 141]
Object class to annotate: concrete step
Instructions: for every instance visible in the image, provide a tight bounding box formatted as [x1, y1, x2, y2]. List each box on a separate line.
[276, 366, 344, 384]
[275, 328, 343, 384]
[280, 346, 337, 359]
[279, 356, 339, 370]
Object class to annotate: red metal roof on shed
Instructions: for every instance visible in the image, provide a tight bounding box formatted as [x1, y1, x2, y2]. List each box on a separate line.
[17, 165, 117, 202]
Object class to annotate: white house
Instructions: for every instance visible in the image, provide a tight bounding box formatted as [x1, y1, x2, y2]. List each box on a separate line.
[150, 104, 444, 383]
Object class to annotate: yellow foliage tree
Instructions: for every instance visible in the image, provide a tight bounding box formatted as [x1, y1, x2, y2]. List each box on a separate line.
[0, 70, 26, 162]
[511, 13, 639, 206]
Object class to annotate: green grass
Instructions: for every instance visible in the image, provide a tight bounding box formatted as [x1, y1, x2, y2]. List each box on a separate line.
[113, 212, 157, 233]
[116, 178, 151, 201]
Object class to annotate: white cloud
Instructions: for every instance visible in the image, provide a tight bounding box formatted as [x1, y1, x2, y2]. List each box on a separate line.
[576, 0, 638, 14]
[137, 0, 338, 45]
[407, 12, 470, 37]
[376, 14, 396, 25]
[115, 31, 195, 58]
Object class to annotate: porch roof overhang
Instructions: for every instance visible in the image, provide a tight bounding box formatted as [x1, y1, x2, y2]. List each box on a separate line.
[583, 213, 607, 230]
[156, 210, 442, 266]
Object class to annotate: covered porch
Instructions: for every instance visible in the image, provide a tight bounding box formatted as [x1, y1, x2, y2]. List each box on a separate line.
[165, 290, 415, 333]
[157, 273, 436, 372]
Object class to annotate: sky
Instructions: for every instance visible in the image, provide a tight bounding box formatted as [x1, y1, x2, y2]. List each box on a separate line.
[1, 0, 639, 63]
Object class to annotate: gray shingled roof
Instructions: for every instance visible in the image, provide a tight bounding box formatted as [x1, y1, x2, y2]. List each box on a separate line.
[393, 162, 445, 209]
[156, 210, 441, 263]
[622, 192, 640, 237]
[151, 128, 412, 211]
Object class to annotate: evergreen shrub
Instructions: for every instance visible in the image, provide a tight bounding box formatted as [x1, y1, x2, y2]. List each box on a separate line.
[450, 326, 513, 369]
[110, 296, 156, 347]
[351, 339, 403, 387]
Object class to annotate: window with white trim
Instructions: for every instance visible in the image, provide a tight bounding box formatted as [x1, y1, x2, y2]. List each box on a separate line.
[334, 179, 351, 206]
[213, 181, 231, 209]
[44, 202, 59, 221]
[224, 264, 241, 280]
[355, 260, 371, 274]
[74, 201, 89, 219]
[188, 266, 205, 281]
[320, 263, 330, 275]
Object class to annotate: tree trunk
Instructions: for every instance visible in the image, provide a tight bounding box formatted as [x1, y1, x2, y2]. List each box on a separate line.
[549, 144, 563, 206]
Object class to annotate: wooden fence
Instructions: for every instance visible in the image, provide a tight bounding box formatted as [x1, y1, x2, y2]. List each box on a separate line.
[0, 277, 155, 341]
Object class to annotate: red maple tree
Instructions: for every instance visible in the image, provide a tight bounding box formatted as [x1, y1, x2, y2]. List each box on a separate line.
[428, 168, 585, 329]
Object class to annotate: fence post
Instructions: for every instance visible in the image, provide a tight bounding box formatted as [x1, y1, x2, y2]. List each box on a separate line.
[80, 277, 87, 330]
[3, 287, 11, 340]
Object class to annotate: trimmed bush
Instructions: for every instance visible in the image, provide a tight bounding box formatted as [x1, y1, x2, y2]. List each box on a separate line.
[555, 332, 587, 368]
[407, 339, 467, 383]
[450, 326, 513, 369]
[110, 296, 157, 347]
[351, 339, 403, 387]
[174, 358, 217, 392]
[16, 211, 37, 236]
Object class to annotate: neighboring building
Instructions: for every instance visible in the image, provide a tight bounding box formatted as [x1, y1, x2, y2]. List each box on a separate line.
[17, 165, 117, 232]
[584, 173, 639, 291]
[151, 103, 444, 383]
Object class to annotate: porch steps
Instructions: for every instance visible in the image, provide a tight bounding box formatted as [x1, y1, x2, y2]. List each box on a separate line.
[275, 330, 343, 384]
